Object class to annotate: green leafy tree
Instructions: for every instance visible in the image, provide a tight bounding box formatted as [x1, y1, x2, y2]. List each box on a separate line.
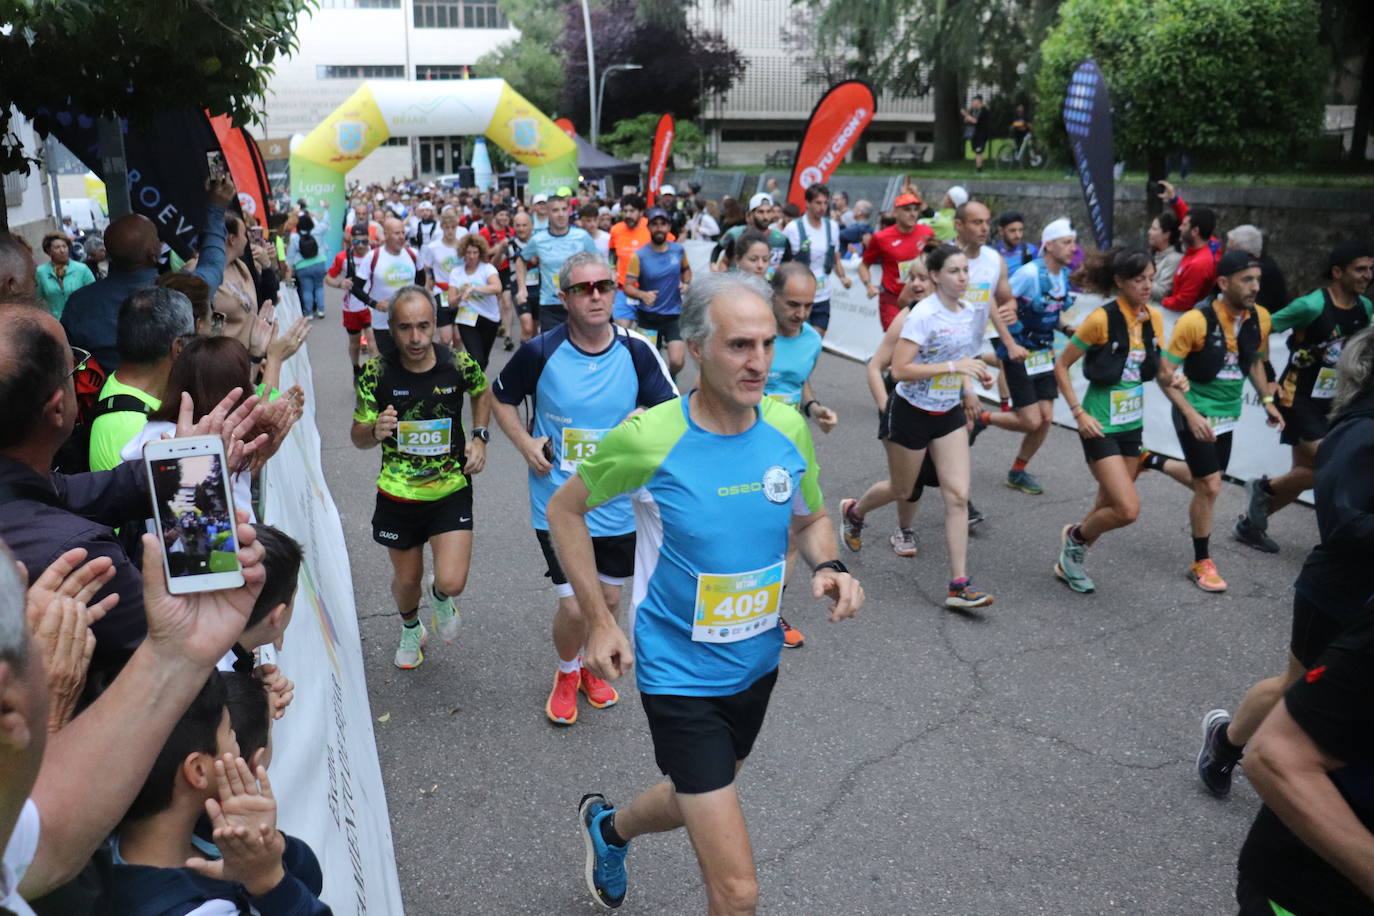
[601, 112, 707, 166]
[791, 0, 1059, 161]
[0, 0, 313, 181]
[1036, 0, 1326, 201]
[472, 0, 566, 115]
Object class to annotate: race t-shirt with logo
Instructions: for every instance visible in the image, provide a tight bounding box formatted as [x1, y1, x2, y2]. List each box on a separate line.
[353, 344, 488, 501]
[578, 395, 823, 695]
[609, 220, 652, 289]
[493, 324, 677, 536]
[355, 246, 418, 331]
[783, 216, 842, 302]
[862, 223, 935, 297]
[508, 235, 539, 290]
[453, 261, 501, 323]
[894, 293, 988, 413]
[766, 323, 824, 409]
[327, 249, 369, 315]
[1273, 289, 1373, 409]
[422, 238, 462, 289]
[1165, 302, 1273, 420]
[1071, 299, 1165, 434]
[626, 243, 689, 316]
[719, 225, 791, 279]
[517, 227, 598, 306]
[1000, 258, 1073, 364]
[964, 244, 1003, 339]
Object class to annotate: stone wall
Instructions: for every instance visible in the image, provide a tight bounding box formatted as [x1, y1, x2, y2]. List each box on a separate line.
[670, 170, 1374, 294]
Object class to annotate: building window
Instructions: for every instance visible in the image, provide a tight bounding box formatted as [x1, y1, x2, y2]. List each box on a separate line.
[417, 65, 468, 80]
[317, 0, 401, 7]
[382, 137, 410, 147]
[315, 64, 406, 79]
[414, 0, 506, 29]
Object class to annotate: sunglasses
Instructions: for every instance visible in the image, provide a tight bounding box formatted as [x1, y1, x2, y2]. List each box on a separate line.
[564, 279, 615, 297]
[65, 346, 91, 379]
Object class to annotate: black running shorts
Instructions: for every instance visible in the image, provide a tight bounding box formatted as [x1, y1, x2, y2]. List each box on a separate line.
[634, 311, 682, 344]
[1171, 406, 1234, 478]
[534, 529, 635, 586]
[640, 668, 778, 795]
[1278, 401, 1330, 447]
[371, 486, 473, 550]
[1001, 357, 1058, 409]
[884, 395, 966, 451]
[1080, 428, 1143, 464]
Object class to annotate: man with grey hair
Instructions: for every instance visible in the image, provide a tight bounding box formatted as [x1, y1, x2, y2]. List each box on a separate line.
[551, 269, 863, 913]
[1226, 224, 1289, 313]
[493, 251, 676, 725]
[0, 508, 269, 913]
[87, 287, 195, 472]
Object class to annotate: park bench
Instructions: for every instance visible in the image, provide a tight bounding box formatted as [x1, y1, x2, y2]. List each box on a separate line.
[878, 144, 928, 165]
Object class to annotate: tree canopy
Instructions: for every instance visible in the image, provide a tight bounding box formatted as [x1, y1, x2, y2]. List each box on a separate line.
[1035, 0, 1327, 173]
[472, 0, 566, 115]
[0, 0, 313, 175]
[601, 112, 707, 165]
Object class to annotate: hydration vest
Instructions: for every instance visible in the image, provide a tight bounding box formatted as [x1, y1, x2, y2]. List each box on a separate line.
[1016, 258, 1073, 350]
[1082, 302, 1160, 385]
[1183, 301, 1261, 383]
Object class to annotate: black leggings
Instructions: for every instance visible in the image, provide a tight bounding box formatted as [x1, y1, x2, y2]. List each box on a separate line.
[457, 316, 501, 371]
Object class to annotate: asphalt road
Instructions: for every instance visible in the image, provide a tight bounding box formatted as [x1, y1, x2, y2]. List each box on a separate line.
[306, 311, 1312, 915]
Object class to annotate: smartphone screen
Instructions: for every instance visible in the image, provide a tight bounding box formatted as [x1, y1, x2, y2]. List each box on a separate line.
[144, 436, 243, 594]
[206, 150, 230, 182]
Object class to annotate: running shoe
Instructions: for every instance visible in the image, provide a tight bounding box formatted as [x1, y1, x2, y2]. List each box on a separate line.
[1188, 559, 1228, 592]
[314, 310, 325, 320]
[1197, 709, 1241, 797]
[579, 794, 629, 909]
[839, 498, 864, 551]
[1054, 525, 1096, 593]
[547, 669, 580, 725]
[779, 616, 805, 648]
[968, 415, 989, 446]
[889, 527, 918, 558]
[967, 502, 986, 527]
[1245, 477, 1273, 532]
[429, 580, 461, 643]
[393, 621, 428, 669]
[1005, 468, 1044, 495]
[503, 334, 516, 351]
[1232, 515, 1279, 554]
[579, 667, 619, 708]
[946, 580, 994, 610]
[1136, 450, 1155, 474]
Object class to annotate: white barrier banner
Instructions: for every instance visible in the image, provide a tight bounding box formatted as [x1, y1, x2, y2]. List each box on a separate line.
[261, 290, 406, 915]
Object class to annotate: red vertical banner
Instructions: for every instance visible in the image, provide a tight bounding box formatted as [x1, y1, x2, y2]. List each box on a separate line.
[554, 117, 576, 138]
[645, 114, 675, 207]
[786, 81, 877, 208]
[208, 114, 272, 227]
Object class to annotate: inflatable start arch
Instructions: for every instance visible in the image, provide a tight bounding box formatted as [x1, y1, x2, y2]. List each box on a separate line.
[290, 79, 578, 251]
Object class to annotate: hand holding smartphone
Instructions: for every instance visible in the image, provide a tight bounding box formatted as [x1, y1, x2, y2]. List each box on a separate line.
[206, 150, 230, 183]
[144, 435, 243, 594]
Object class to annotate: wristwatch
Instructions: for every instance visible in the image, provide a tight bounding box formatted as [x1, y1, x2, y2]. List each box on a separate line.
[813, 559, 848, 575]
[471, 426, 491, 443]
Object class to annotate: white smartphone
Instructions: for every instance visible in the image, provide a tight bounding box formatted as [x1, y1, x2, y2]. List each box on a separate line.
[143, 435, 243, 594]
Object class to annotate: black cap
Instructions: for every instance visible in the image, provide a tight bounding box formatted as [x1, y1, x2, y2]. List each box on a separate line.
[997, 211, 1024, 228]
[350, 224, 370, 239]
[1217, 249, 1260, 277]
[1329, 240, 1373, 274]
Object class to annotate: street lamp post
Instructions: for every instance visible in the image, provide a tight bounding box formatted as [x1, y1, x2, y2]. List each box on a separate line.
[593, 63, 643, 148]
[579, 0, 596, 146]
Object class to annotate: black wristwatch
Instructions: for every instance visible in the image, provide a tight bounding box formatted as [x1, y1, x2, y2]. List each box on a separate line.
[471, 426, 490, 443]
[813, 559, 848, 576]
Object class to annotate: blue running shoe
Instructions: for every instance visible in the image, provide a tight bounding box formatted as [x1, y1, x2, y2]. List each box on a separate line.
[579, 793, 629, 909]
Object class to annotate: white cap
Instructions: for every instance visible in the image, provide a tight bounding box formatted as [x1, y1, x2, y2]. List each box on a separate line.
[1041, 218, 1075, 245]
[598, 206, 611, 216]
[418, 199, 434, 211]
[947, 186, 969, 207]
[532, 193, 549, 204]
[748, 192, 774, 211]
[659, 184, 676, 195]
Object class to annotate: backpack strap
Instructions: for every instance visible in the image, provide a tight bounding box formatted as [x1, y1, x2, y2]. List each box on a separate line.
[90, 394, 153, 422]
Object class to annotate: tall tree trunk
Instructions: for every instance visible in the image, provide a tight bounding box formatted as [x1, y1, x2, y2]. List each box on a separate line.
[1146, 149, 1167, 218]
[1350, 31, 1374, 162]
[931, 60, 962, 161]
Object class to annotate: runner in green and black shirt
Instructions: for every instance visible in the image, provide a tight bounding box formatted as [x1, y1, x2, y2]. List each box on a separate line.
[352, 285, 493, 670]
[1235, 240, 1373, 553]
